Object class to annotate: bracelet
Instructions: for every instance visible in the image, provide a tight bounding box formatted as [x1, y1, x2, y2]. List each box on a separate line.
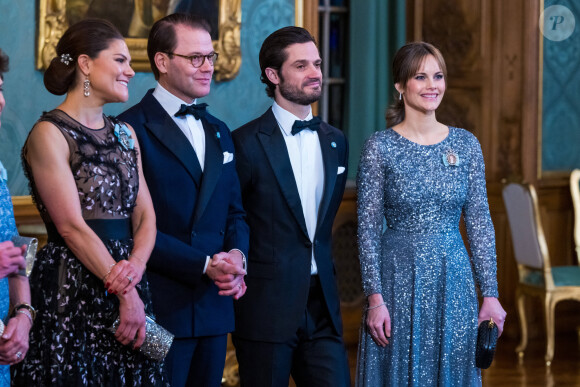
[367, 302, 386, 311]
[13, 303, 36, 321]
[16, 309, 33, 325]
[102, 262, 117, 283]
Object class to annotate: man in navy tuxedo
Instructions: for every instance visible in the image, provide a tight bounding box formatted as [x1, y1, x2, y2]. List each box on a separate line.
[232, 26, 350, 387]
[119, 13, 249, 387]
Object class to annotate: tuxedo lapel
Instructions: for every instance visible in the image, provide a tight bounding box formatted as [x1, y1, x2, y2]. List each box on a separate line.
[257, 110, 309, 238]
[193, 118, 223, 223]
[141, 93, 203, 187]
[316, 123, 339, 229]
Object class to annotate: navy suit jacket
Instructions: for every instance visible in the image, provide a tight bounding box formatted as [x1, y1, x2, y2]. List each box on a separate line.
[232, 108, 348, 343]
[118, 89, 249, 338]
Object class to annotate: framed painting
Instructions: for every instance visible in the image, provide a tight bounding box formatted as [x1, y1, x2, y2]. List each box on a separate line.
[37, 0, 241, 81]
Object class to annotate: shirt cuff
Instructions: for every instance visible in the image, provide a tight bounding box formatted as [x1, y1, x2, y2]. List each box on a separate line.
[228, 248, 247, 272]
[202, 256, 211, 274]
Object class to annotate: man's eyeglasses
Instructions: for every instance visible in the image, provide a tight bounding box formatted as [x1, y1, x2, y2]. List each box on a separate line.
[165, 52, 219, 68]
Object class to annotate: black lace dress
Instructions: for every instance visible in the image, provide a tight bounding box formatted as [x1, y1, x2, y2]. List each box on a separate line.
[12, 110, 167, 386]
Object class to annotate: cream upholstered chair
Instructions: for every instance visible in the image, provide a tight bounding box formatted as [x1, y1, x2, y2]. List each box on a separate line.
[570, 169, 580, 262]
[502, 182, 580, 366]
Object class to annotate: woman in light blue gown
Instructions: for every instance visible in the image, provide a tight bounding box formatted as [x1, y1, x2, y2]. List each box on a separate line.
[0, 48, 33, 387]
[356, 42, 507, 386]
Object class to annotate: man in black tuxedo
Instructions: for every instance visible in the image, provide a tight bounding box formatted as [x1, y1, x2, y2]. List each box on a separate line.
[232, 26, 350, 387]
[118, 13, 248, 387]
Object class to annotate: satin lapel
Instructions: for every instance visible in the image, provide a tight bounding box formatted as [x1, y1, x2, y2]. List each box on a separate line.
[257, 112, 309, 238]
[143, 105, 202, 187]
[316, 123, 339, 228]
[193, 118, 223, 223]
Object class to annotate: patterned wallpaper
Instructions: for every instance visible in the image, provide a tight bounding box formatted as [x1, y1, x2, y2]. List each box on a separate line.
[542, 0, 580, 172]
[0, 0, 294, 195]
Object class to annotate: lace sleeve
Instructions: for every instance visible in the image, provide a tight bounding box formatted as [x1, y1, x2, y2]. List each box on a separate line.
[357, 134, 386, 297]
[462, 136, 499, 297]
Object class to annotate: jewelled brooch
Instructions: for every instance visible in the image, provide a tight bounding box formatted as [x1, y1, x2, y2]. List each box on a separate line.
[442, 149, 460, 166]
[114, 123, 135, 150]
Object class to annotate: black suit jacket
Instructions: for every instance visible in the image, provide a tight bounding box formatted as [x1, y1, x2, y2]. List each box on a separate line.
[232, 108, 348, 342]
[118, 89, 249, 338]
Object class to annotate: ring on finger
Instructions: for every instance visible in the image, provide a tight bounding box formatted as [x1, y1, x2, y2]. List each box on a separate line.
[126, 275, 133, 283]
[15, 351, 22, 360]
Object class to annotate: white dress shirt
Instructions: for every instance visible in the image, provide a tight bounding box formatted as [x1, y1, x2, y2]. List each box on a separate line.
[153, 84, 206, 171]
[272, 102, 324, 275]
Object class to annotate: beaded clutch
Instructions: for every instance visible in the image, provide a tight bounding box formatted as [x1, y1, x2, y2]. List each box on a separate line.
[108, 315, 174, 361]
[475, 317, 498, 369]
[11, 235, 38, 276]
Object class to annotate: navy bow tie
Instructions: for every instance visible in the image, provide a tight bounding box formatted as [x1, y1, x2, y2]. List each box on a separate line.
[291, 116, 321, 135]
[175, 103, 208, 120]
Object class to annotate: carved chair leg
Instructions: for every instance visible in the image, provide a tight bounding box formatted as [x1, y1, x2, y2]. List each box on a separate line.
[544, 294, 555, 366]
[515, 287, 528, 356]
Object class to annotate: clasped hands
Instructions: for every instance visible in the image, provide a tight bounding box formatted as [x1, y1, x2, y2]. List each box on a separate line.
[206, 250, 247, 300]
[104, 257, 146, 295]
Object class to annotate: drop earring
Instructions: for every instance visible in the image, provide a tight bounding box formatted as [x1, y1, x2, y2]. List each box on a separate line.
[84, 77, 91, 97]
[399, 92, 402, 100]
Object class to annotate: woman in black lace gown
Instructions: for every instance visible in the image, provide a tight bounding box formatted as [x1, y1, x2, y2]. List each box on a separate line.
[12, 19, 167, 386]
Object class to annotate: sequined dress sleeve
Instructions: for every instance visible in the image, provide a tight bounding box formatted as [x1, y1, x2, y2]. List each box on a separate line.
[356, 133, 387, 297]
[462, 136, 499, 297]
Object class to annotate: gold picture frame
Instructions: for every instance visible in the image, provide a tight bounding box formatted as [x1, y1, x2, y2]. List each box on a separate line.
[37, 0, 241, 81]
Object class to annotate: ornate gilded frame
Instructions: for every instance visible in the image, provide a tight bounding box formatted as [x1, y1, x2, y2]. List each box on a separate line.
[36, 0, 241, 81]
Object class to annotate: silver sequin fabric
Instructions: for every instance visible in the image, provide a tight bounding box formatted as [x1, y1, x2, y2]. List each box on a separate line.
[356, 127, 498, 387]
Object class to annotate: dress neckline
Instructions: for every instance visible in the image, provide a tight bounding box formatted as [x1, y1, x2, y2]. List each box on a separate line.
[389, 126, 452, 148]
[54, 109, 108, 132]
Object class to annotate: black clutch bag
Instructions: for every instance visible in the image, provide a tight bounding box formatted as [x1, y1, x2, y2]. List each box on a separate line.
[475, 317, 498, 369]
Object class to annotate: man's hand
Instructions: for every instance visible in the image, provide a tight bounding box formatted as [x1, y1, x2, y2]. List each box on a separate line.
[207, 251, 247, 299]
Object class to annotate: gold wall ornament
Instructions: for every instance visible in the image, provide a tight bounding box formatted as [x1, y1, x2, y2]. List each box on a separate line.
[37, 0, 242, 82]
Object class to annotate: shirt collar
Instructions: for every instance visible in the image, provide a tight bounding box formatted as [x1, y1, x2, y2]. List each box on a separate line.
[153, 83, 198, 117]
[272, 101, 313, 136]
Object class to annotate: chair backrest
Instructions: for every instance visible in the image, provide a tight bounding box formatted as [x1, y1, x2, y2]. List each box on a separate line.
[502, 182, 549, 269]
[570, 169, 580, 264]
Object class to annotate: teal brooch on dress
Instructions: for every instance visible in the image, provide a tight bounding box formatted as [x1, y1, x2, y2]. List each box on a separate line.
[442, 149, 460, 166]
[114, 123, 135, 150]
[0, 160, 7, 182]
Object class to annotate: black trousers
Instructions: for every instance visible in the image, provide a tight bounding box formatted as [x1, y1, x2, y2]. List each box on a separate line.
[233, 276, 351, 387]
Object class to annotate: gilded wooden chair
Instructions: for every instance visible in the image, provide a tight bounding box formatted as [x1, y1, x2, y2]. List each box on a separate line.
[502, 182, 580, 366]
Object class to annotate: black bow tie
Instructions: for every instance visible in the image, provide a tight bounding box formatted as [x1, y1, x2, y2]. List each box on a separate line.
[291, 116, 321, 135]
[175, 103, 208, 120]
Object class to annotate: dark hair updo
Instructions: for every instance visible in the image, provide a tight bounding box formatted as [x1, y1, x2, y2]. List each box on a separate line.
[44, 18, 123, 95]
[385, 41, 447, 128]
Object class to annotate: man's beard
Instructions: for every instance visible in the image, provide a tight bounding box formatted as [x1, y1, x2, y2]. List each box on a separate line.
[278, 74, 321, 106]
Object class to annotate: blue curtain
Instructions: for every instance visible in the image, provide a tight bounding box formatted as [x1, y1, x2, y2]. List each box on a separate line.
[346, 0, 406, 179]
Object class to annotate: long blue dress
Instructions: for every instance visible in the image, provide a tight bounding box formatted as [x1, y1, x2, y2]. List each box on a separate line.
[356, 127, 499, 386]
[0, 160, 18, 386]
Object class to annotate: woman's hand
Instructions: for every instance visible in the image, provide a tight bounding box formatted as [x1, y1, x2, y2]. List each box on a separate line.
[478, 297, 507, 337]
[116, 288, 146, 349]
[0, 313, 32, 365]
[366, 293, 391, 347]
[0, 242, 26, 279]
[105, 260, 144, 295]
